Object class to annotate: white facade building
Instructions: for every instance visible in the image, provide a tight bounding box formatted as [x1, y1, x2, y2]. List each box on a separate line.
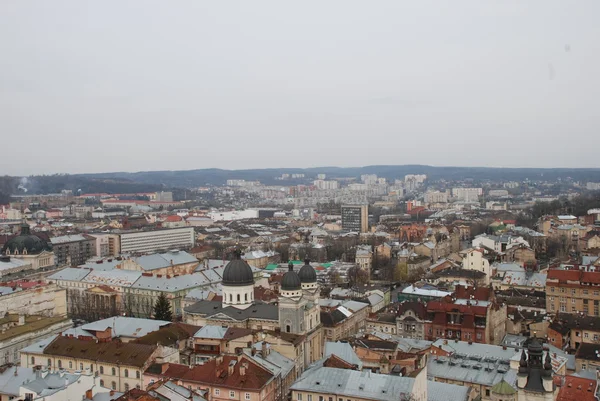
[462, 249, 491, 284]
[119, 227, 195, 254]
[452, 187, 483, 202]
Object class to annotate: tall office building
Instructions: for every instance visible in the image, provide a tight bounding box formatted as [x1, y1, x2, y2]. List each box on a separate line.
[341, 204, 369, 233]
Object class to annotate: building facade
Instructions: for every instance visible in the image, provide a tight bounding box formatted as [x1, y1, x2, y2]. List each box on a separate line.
[341, 205, 368, 233]
[50, 234, 96, 267]
[119, 227, 196, 255]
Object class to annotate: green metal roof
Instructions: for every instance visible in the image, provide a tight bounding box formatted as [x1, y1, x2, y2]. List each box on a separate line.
[265, 264, 278, 270]
[491, 379, 517, 395]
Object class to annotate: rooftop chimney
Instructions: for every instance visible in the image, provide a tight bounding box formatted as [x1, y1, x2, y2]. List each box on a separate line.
[18, 314, 25, 326]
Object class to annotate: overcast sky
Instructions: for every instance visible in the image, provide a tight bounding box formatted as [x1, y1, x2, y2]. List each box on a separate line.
[1, 1, 599, 176]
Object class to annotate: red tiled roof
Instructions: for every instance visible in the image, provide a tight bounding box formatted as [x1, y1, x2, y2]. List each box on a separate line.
[398, 301, 427, 320]
[581, 271, 600, 284]
[151, 356, 274, 391]
[427, 301, 488, 315]
[164, 215, 183, 222]
[323, 354, 356, 369]
[453, 285, 491, 301]
[547, 269, 583, 282]
[557, 375, 597, 401]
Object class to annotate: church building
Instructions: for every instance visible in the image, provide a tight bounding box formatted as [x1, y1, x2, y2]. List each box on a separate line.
[184, 252, 323, 369]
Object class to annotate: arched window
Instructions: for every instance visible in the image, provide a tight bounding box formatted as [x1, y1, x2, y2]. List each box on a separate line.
[111, 367, 116, 376]
[136, 370, 140, 379]
[100, 379, 104, 387]
[237, 294, 240, 302]
[229, 294, 232, 302]
[124, 369, 129, 378]
[111, 381, 116, 390]
[124, 383, 130, 392]
[80, 363, 83, 371]
[58, 360, 62, 369]
[69, 361, 73, 369]
[31, 356, 35, 365]
[47, 359, 51, 367]
[100, 366, 104, 374]
[286, 325, 291, 333]
[245, 293, 248, 301]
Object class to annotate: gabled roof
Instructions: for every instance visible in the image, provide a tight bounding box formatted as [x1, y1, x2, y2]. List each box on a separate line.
[291, 367, 415, 401]
[134, 323, 200, 346]
[43, 337, 157, 368]
[557, 375, 597, 401]
[324, 341, 363, 369]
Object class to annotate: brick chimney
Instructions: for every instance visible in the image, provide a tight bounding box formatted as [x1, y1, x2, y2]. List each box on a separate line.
[85, 389, 93, 400]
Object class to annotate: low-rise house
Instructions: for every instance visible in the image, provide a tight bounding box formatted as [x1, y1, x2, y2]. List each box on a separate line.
[133, 322, 200, 366]
[18, 368, 98, 401]
[428, 339, 519, 401]
[575, 343, 600, 371]
[396, 301, 428, 340]
[425, 286, 507, 345]
[191, 326, 253, 364]
[491, 263, 546, 291]
[143, 380, 207, 401]
[355, 245, 373, 274]
[0, 313, 72, 365]
[397, 284, 450, 303]
[556, 375, 598, 401]
[20, 336, 168, 393]
[0, 281, 67, 317]
[320, 300, 369, 342]
[62, 316, 171, 343]
[547, 313, 600, 351]
[496, 289, 546, 314]
[290, 364, 428, 401]
[433, 268, 487, 287]
[323, 341, 363, 370]
[545, 267, 600, 315]
[0, 255, 32, 277]
[145, 354, 280, 401]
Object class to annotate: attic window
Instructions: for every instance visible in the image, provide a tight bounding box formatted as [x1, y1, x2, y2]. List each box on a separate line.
[316, 381, 320, 385]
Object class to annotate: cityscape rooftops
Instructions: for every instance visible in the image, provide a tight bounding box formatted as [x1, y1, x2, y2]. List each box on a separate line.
[42, 336, 157, 367]
[427, 353, 517, 388]
[291, 367, 415, 401]
[72, 316, 171, 339]
[324, 341, 363, 369]
[432, 339, 519, 361]
[49, 234, 89, 244]
[21, 370, 83, 399]
[0, 365, 37, 398]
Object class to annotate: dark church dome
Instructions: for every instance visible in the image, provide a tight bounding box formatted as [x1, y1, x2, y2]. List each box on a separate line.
[222, 250, 254, 286]
[2, 223, 51, 255]
[282, 262, 302, 291]
[298, 259, 317, 283]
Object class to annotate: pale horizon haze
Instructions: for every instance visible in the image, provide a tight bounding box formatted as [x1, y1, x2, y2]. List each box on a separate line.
[1, 1, 600, 176]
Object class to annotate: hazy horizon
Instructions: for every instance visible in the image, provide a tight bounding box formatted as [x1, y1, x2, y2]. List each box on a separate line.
[2, 1, 600, 175]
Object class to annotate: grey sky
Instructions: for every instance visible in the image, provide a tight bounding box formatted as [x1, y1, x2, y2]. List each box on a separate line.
[1, 1, 599, 175]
